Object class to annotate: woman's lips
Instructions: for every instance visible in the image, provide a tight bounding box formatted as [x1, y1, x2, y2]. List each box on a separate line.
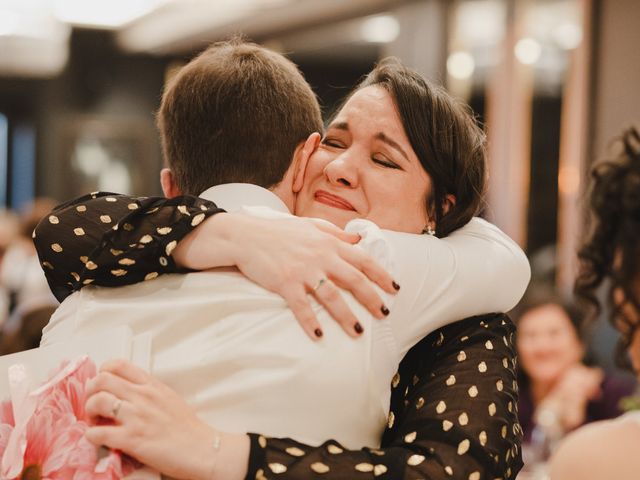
[314, 190, 356, 211]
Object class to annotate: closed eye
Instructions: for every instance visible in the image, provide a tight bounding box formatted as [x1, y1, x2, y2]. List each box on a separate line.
[373, 157, 401, 170]
[321, 137, 346, 149]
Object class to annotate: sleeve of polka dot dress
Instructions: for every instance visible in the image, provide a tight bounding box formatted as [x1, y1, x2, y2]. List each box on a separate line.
[32, 192, 224, 302]
[244, 314, 524, 480]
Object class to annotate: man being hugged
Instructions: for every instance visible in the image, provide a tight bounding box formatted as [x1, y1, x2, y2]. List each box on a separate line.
[35, 39, 529, 479]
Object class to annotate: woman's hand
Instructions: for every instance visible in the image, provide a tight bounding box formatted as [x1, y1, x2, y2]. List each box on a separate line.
[537, 364, 604, 432]
[84, 359, 250, 480]
[173, 213, 399, 340]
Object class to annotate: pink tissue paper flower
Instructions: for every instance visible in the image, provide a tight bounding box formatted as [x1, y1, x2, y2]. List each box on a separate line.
[0, 356, 134, 479]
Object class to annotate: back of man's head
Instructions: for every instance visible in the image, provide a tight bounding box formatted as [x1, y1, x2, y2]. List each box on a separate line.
[158, 38, 323, 195]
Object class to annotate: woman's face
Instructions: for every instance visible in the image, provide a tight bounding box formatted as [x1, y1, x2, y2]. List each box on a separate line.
[295, 86, 431, 233]
[517, 303, 584, 385]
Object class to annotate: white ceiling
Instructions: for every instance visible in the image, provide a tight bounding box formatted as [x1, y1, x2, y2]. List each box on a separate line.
[115, 0, 403, 54]
[0, 0, 403, 76]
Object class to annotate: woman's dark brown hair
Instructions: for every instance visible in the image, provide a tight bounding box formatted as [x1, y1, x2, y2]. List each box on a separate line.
[342, 57, 487, 237]
[513, 285, 587, 342]
[575, 126, 640, 367]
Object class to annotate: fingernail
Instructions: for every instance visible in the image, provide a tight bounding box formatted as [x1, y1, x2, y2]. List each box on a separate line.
[381, 305, 390, 316]
[392, 281, 400, 291]
[315, 328, 323, 338]
[354, 323, 364, 334]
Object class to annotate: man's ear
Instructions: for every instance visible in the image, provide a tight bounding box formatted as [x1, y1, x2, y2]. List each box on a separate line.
[292, 132, 321, 194]
[160, 168, 182, 198]
[443, 194, 456, 215]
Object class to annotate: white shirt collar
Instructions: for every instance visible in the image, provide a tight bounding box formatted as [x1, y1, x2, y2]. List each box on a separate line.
[199, 183, 290, 214]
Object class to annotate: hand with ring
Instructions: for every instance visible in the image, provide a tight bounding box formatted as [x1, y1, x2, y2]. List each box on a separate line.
[174, 213, 399, 340]
[313, 278, 326, 293]
[111, 398, 122, 418]
[84, 359, 250, 480]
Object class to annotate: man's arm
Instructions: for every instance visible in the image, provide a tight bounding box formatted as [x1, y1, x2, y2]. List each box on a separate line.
[245, 314, 523, 479]
[381, 217, 530, 355]
[32, 192, 224, 302]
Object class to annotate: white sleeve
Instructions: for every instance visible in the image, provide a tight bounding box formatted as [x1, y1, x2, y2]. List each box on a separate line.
[382, 217, 530, 357]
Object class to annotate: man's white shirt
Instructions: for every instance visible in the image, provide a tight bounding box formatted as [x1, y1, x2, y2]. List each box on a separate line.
[42, 184, 530, 448]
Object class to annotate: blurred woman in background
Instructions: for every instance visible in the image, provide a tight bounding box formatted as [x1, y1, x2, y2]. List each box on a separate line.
[0, 198, 58, 353]
[516, 287, 632, 454]
[0, 209, 19, 331]
[550, 126, 640, 479]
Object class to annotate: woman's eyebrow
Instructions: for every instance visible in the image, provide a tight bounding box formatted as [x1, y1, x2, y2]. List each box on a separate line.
[375, 132, 409, 161]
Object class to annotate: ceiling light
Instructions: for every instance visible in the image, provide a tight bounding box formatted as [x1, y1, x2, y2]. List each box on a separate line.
[447, 51, 475, 80]
[514, 37, 542, 65]
[455, 0, 505, 46]
[360, 14, 400, 43]
[552, 22, 582, 50]
[52, 0, 164, 29]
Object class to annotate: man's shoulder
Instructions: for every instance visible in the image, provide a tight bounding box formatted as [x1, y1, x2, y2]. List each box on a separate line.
[41, 291, 81, 345]
[85, 269, 271, 301]
[400, 313, 514, 365]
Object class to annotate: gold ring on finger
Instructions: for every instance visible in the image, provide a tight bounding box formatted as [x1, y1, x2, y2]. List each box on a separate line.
[313, 278, 327, 292]
[111, 398, 123, 418]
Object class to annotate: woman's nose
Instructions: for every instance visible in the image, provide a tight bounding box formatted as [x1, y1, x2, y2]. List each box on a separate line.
[323, 154, 359, 188]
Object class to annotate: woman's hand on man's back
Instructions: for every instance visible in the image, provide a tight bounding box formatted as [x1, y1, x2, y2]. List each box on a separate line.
[173, 213, 399, 340]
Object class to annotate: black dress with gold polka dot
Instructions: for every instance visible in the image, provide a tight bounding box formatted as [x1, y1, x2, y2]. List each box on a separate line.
[33, 192, 524, 479]
[33, 192, 224, 302]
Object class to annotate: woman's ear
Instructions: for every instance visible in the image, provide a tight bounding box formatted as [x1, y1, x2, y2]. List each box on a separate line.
[292, 132, 321, 194]
[443, 194, 456, 215]
[160, 168, 182, 198]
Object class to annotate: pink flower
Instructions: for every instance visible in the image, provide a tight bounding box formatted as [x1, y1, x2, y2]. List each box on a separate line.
[0, 399, 14, 463]
[0, 356, 133, 479]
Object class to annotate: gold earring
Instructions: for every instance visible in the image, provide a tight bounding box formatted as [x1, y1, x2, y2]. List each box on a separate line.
[422, 225, 435, 236]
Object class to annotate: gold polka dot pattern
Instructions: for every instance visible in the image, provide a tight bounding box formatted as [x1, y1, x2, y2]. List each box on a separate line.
[311, 462, 330, 473]
[355, 463, 374, 472]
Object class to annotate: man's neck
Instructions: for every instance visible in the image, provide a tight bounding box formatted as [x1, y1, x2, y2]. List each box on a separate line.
[270, 183, 295, 213]
[199, 183, 291, 213]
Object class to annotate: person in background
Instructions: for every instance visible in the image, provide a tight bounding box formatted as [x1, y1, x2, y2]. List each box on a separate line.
[0, 209, 20, 330]
[550, 126, 640, 479]
[515, 286, 633, 469]
[0, 198, 58, 353]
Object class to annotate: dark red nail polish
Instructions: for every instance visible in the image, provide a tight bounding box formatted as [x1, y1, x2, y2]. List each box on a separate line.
[315, 328, 323, 338]
[354, 323, 364, 334]
[392, 281, 400, 291]
[381, 305, 390, 316]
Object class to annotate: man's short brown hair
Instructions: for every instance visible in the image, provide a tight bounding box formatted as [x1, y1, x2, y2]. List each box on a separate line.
[157, 39, 323, 195]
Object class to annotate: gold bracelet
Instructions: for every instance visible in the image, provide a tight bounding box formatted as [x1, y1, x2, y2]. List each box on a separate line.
[209, 431, 222, 479]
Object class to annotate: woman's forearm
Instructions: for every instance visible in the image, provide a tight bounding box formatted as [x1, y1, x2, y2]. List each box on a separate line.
[172, 213, 243, 270]
[33, 192, 224, 301]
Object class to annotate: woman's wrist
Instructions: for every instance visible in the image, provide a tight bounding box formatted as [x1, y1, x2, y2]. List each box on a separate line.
[208, 432, 251, 480]
[185, 425, 249, 480]
[173, 213, 244, 271]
